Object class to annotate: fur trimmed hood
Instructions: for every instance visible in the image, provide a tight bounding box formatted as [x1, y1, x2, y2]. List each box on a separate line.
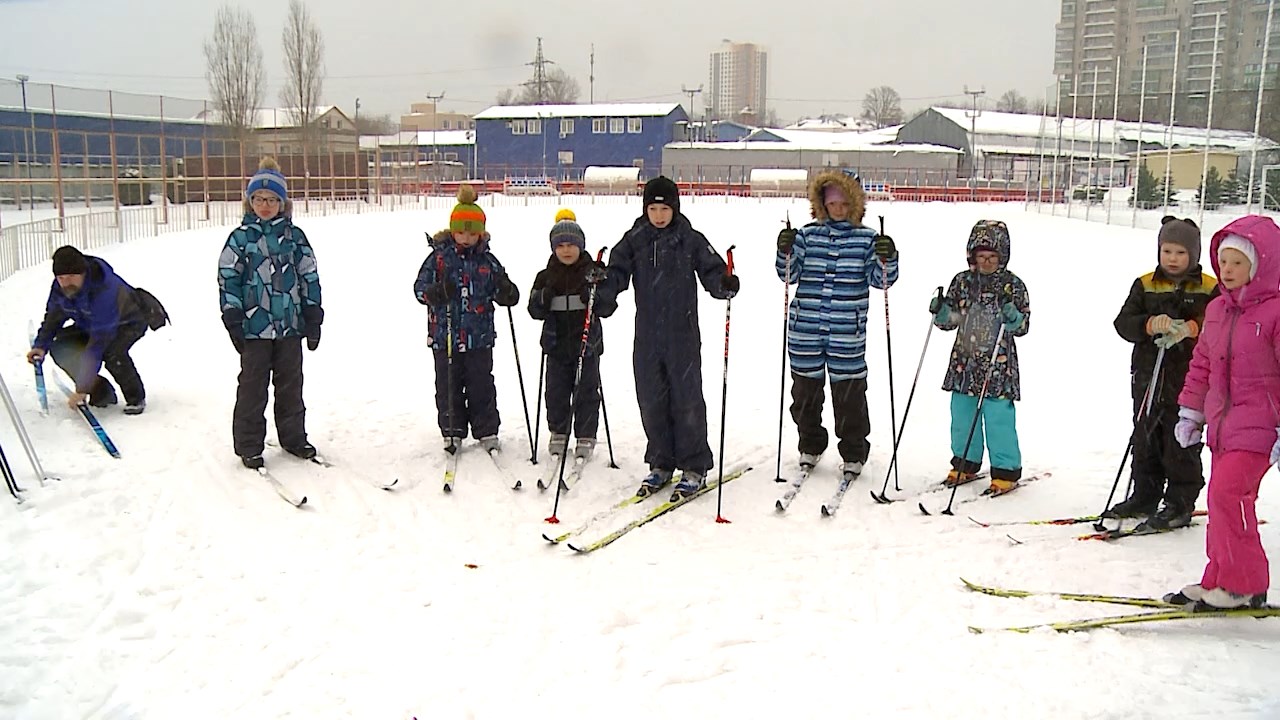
[807, 171, 866, 224]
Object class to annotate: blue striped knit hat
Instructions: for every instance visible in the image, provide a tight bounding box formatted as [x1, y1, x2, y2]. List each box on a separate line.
[245, 157, 288, 201]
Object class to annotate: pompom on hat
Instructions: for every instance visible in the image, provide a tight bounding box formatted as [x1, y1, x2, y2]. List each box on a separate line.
[245, 156, 288, 201]
[450, 184, 486, 234]
[549, 209, 586, 251]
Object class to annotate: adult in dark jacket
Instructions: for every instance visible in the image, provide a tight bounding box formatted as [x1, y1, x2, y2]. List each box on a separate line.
[218, 157, 324, 469]
[527, 209, 617, 460]
[1110, 216, 1217, 529]
[28, 245, 149, 413]
[602, 176, 740, 499]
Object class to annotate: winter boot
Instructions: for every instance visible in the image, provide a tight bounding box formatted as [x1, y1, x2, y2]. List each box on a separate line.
[637, 469, 674, 498]
[89, 381, 118, 408]
[443, 436, 462, 454]
[122, 400, 146, 415]
[840, 461, 863, 482]
[241, 454, 265, 470]
[1136, 502, 1193, 532]
[547, 433, 569, 457]
[944, 469, 981, 487]
[1195, 587, 1269, 611]
[1100, 494, 1159, 520]
[671, 471, 706, 500]
[1163, 583, 1205, 606]
[799, 452, 822, 470]
[479, 435, 501, 454]
[285, 442, 317, 460]
[985, 478, 1019, 497]
[574, 437, 596, 460]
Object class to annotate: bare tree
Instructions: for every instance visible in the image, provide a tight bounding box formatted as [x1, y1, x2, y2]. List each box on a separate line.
[997, 89, 1030, 114]
[280, 0, 325, 153]
[861, 86, 903, 128]
[502, 68, 581, 105]
[495, 88, 518, 105]
[353, 113, 396, 136]
[203, 4, 265, 143]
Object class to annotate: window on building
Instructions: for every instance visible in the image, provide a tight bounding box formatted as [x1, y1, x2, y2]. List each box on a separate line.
[560, 118, 575, 135]
[592, 118, 607, 133]
[511, 120, 526, 135]
[627, 117, 643, 133]
[527, 118, 542, 134]
[558, 151, 573, 165]
[444, 152, 458, 161]
[632, 158, 644, 168]
[610, 118, 625, 134]
[443, 120, 452, 129]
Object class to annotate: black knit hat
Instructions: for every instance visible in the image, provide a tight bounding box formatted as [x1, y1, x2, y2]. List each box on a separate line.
[51, 245, 88, 276]
[642, 176, 680, 213]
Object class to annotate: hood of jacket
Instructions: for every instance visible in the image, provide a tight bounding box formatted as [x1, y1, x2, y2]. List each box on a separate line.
[1209, 214, 1280, 308]
[966, 220, 1012, 270]
[807, 170, 866, 224]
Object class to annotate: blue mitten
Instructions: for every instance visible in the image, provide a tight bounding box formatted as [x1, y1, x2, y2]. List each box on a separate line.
[1000, 302, 1025, 331]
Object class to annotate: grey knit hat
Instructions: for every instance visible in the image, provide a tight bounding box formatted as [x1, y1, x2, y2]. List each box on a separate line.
[1158, 215, 1201, 268]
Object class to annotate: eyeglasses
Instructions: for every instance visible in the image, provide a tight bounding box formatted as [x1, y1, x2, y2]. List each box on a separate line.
[251, 195, 281, 206]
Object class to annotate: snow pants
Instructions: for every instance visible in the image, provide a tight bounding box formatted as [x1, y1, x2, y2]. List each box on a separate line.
[1130, 403, 1205, 511]
[49, 323, 147, 405]
[1200, 450, 1270, 596]
[544, 352, 601, 441]
[789, 373, 871, 464]
[434, 347, 499, 440]
[233, 337, 306, 457]
[949, 392, 1021, 481]
[633, 342, 713, 474]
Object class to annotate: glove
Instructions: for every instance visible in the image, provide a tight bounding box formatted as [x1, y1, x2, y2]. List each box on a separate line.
[873, 234, 897, 261]
[1154, 319, 1193, 350]
[777, 227, 798, 253]
[585, 265, 607, 285]
[302, 306, 323, 352]
[222, 308, 246, 355]
[1148, 314, 1174, 336]
[1000, 302, 1025, 331]
[423, 281, 456, 307]
[1174, 407, 1206, 448]
[1271, 428, 1280, 466]
[722, 273, 740, 298]
[494, 272, 520, 307]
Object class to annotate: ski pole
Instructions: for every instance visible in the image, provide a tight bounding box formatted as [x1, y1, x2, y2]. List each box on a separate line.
[598, 376, 618, 469]
[774, 212, 792, 483]
[715, 246, 736, 524]
[506, 305, 535, 464]
[878, 215, 900, 492]
[439, 251, 458, 457]
[546, 247, 607, 523]
[532, 353, 546, 464]
[0, 369, 54, 485]
[872, 286, 943, 504]
[923, 323, 1007, 516]
[0, 438, 20, 500]
[1095, 346, 1166, 528]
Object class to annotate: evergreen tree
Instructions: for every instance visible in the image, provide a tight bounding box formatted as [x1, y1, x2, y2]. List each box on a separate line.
[1222, 168, 1244, 206]
[1197, 166, 1224, 210]
[1130, 163, 1160, 208]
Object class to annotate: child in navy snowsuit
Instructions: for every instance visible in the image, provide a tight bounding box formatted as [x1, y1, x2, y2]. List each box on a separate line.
[527, 209, 617, 460]
[931, 220, 1031, 495]
[413, 184, 520, 452]
[1110, 216, 1216, 529]
[602, 177, 740, 499]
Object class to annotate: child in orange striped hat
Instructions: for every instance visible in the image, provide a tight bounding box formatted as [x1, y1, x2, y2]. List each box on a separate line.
[413, 184, 521, 454]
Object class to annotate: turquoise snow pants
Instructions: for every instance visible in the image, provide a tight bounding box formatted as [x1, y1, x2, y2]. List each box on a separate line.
[950, 392, 1021, 479]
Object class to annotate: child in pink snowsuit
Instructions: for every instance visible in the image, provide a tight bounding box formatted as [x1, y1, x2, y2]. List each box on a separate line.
[1171, 215, 1280, 610]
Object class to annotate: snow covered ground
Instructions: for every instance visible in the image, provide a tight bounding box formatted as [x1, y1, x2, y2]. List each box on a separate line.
[1, 196, 1277, 719]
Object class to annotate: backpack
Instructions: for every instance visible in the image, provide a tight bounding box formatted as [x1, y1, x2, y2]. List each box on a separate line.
[133, 287, 170, 330]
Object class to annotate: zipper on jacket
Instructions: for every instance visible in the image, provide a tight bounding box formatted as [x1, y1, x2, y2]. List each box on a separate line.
[1212, 309, 1241, 443]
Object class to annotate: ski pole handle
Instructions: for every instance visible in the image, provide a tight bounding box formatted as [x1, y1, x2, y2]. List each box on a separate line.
[726, 245, 735, 275]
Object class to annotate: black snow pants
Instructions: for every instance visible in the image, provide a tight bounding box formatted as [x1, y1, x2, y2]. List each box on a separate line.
[233, 337, 307, 457]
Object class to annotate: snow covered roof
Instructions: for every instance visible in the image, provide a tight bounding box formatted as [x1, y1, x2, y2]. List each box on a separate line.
[928, 106, 1277, 152]
[665, 138, 961, 155]
[731, 127, 958, 154]
[250, 106, 346, 129]
[359, 130, 475, 149]
[786, 115, 882, 133]
[473, 103, 682, 120]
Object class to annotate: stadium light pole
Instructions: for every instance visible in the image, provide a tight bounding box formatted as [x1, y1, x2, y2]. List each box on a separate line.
[17, 74, 34, 220]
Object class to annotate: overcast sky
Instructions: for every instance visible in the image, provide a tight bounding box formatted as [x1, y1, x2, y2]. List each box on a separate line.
[0, 0, 1059, 122]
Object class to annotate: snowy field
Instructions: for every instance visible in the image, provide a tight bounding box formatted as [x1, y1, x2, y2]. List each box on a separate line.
[1, 196, 1277, 719]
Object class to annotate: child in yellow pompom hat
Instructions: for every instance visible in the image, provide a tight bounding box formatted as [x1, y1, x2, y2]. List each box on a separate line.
[413, 183, 520, 455]
[527, 208, 616, 470]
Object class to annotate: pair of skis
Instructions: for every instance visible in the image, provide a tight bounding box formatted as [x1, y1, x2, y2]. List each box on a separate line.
[545, 464, 753, 553]
[523, 453, 587, 492]
[384, 442, 512, 493]
[962, 578, 1280, 633]
[773, 461, 860, 516]
[251, 452, 330, 508]
[918, 472, 1051, 516]
[29, 322, 119, 459]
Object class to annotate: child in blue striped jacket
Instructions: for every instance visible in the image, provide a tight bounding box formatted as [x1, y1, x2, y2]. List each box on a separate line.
[775, 171, 898, 480]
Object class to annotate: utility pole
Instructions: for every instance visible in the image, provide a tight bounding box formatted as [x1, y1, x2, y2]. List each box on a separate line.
[681, 84, 703, 145]
[964, 85, 986, 198]
[425, 90, 445, 194]
[523, 37, 556, 104]
[17, 74, 32, 218]
[589, 44, 595, 104]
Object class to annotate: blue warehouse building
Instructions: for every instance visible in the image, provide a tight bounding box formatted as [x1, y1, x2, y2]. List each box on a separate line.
[0, 107, 227, 166]
[471, 103, 688, 181]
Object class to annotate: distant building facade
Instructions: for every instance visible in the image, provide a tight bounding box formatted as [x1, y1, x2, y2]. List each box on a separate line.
[708, 40, 768, 125]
